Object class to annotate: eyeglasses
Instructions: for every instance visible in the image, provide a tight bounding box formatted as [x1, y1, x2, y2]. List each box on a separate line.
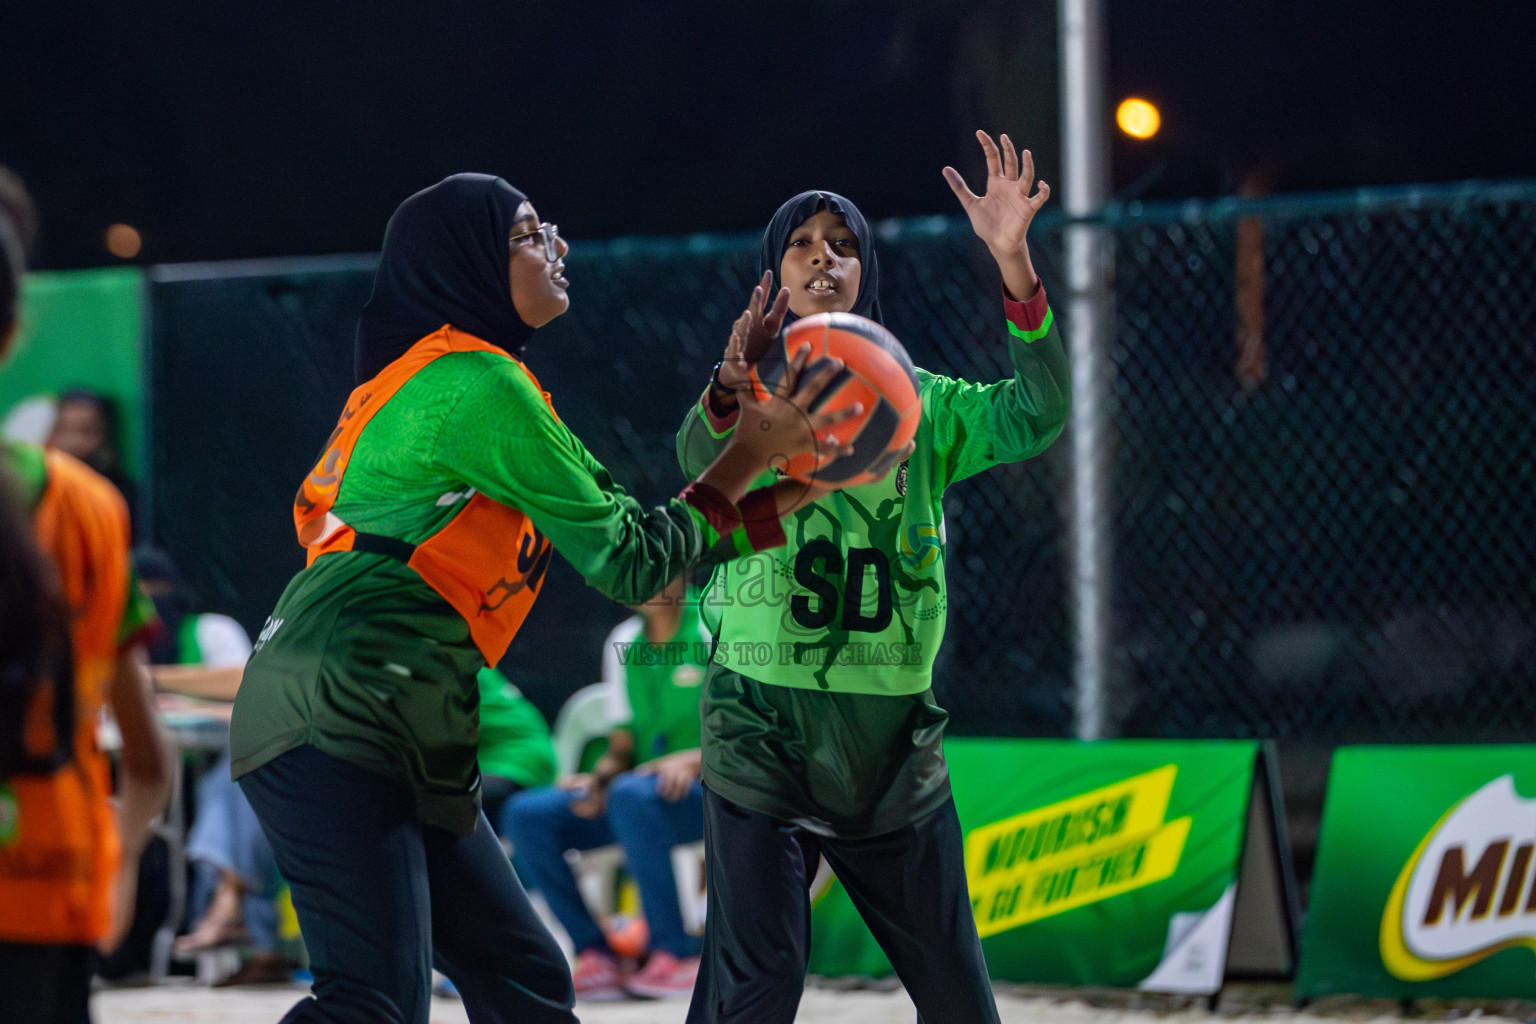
[508, 222, 560, 262]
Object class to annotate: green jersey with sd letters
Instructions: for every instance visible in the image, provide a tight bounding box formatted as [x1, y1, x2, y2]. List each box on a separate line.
[676, 287, 1068, 836]
[233, 348, 736, 835]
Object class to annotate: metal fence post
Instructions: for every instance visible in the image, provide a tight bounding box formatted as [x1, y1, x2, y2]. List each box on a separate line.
[1059, 0, 1116, 740]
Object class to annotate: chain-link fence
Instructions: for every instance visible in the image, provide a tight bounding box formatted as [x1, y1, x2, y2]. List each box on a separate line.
[148, 180, 1536, 741]
[1090, 181, 1536, 743]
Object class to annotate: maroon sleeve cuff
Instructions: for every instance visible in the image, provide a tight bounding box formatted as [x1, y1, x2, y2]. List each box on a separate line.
[680, 480, 741, 537]
[738, 487, 787, 552]
[1004, 281, 1050, 332]
[701, 390, 740, 435]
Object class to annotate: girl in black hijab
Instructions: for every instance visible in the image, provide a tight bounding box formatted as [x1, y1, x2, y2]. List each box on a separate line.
[354, 172, 538, 381]
[230, 173, 852, 1024]
[676, 132, 1071, 1024]
[756, 189, 884, 325]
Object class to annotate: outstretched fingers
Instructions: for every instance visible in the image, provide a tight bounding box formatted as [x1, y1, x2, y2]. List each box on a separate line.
[1000, 132, 1019, 181]
[733, 270, 789, 364]
[977, 128, 1003, 179]
[1018, 146, 1036, 191]
[725, 314, 747, 359]
[747, 269, 773, 321]
[942, 165, 977, 209]
[763, 282, 790, 335]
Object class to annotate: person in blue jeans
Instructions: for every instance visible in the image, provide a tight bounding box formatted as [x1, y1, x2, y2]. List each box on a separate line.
[178, 752, 293, 982]
[132, 546, 291, 981]
[502, 577, 710, 1001]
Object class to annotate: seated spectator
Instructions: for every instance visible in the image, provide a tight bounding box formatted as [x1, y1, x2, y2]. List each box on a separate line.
[135, 546, 251, 691]
[174, 751, 296, 984]
[132, 547, 295, 983]
[501, 576, 710, 1001]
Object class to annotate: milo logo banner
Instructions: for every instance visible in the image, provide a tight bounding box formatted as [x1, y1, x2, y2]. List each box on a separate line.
[1299, 747, 1536, 999]
[809, 739, 1297, 993]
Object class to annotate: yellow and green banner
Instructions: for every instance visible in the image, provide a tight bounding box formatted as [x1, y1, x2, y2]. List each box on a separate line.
[809, 738, 1294, 993]
[1298, 747, 1536, 999]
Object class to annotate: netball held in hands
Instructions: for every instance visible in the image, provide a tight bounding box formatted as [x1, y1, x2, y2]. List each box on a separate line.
[753, 311, 922, 487]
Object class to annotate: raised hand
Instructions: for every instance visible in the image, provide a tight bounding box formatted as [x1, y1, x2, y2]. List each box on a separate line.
[714, 271, 791, 406]
[943, 131, 1050, 255]
[942, 130, 1047, 300]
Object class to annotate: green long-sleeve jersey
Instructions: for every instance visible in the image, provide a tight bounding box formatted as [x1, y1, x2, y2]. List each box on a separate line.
[232, 348, 732, 834]
[675, 287, 1069, 836]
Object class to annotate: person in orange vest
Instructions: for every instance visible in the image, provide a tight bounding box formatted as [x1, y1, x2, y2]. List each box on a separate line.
[229, 173, 862, 1024]
[0, 167, 174, 1022]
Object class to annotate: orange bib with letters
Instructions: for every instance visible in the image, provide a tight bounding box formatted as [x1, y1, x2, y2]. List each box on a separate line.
[293, 326, 554, 665]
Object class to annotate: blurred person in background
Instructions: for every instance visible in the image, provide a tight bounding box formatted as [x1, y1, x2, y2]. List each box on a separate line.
[502, 575, 712, 1001]
[1, 165, 173, 1022]
[136, 546, 252, 690]
[49, 388, 137, 530]
[128, 546, 293, 982]
[476, 666, 558, 840]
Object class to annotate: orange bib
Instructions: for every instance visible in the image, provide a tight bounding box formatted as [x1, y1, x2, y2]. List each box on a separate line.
[293, 327, 554, 665]
[0, 451, 128, 944]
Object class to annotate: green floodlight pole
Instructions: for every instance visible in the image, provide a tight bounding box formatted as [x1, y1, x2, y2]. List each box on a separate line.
[1059, 0, 1116, 740]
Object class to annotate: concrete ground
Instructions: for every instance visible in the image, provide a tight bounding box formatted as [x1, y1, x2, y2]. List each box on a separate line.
[91, 978, 1536, 1024]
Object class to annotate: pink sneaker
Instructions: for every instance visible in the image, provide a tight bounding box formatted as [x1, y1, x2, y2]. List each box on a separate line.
[572, 949, 628, 1002]
[624, 951, 701, 999]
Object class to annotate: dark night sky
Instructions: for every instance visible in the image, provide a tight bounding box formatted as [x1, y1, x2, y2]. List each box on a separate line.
[3, 0, 1534, 269]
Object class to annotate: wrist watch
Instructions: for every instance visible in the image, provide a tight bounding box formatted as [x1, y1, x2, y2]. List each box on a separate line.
[709, 361, 732, 396]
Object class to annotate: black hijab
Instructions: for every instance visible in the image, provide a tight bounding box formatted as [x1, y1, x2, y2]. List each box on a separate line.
[759, 190, 883, 326]
[354, 173, 535, 383]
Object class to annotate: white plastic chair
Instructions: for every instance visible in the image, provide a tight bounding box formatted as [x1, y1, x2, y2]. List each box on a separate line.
[550, 682, 613, 777]
[547, 683, 710, 937]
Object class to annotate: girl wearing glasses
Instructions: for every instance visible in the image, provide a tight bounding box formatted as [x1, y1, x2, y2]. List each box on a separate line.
[229, 173, 853, 1024]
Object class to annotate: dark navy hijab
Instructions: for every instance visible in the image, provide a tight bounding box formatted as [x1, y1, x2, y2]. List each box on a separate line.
[354, 173, 535, 383]
[759, 190, 883, 327]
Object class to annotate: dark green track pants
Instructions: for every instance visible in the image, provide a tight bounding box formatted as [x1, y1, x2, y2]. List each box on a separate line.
[686, 787, 1000, 1024]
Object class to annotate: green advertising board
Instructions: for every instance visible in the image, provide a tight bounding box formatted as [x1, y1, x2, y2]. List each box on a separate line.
[0, 267, 146, 477]
[809, 738, 1297, 994]
[1298, 746, 1536, 999]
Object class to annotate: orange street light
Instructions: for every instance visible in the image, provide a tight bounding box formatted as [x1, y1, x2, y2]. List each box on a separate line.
[1116, 98, 1161, 140]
